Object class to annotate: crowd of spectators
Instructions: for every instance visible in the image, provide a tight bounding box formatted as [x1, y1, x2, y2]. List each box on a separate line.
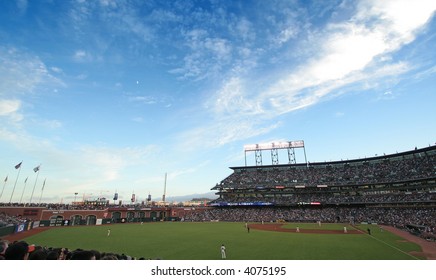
[212, 147, 436, 206]
[0, 201, 170, 211]
[217, 148, 435, 189]
[0, 202, 108, 211]
[184, 206, 436, 239]
[0, 212, 29, 227]
[210, 191, 436, 206]
[184, 206, 435, 226]
[205, 148, 436, 242]
[0, 240, 145, 260]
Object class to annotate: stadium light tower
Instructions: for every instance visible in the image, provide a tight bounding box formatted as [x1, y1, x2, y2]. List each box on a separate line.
[244, 140, 307, 166]
[162, 172, 167, 203]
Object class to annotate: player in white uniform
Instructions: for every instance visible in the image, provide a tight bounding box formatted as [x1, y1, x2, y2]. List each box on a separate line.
[220, 244, 226, 259]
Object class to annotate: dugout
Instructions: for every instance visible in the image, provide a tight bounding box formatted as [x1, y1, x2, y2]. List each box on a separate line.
[405, 224, 426, 235]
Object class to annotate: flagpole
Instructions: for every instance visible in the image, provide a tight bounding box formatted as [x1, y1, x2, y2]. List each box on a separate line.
[0, 176, 8, 201]
[19, 177, 28, 204]
[38, 178, 46, 204]
[162, 172, 167, 203]
[29, 164, 41, 204]
[9, 161, 23, 203]
[29, 171, 39, 204]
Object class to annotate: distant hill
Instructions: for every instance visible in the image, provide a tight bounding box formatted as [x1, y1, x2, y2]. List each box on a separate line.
[165, 192, 218, 202]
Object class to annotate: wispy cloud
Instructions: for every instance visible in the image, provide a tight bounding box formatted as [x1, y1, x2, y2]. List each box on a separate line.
[168, 160, 210, 180]
[169, 29, 233, 81]
[128, 95, 158, 105]
[73, 50, 88, 61]
[0, 48, 65, 97]
[209, 77, 263, 116]
[0, 122, 161, 196]
[0, 47, 66, 130]
[259, 0, 434, 113]
[182, 0, 436, 148]
[0, 99, 21, 117]
[127, 95, 173, 108]
[179, 118, 280, 150]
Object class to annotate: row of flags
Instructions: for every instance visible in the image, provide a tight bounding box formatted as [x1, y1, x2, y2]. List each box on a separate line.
[1, 161, 45, 204]
[4, 162, 40, 181]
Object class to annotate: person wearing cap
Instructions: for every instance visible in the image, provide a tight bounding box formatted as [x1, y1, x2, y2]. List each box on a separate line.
[28, 246, 48, 260]
[4, 241, 33, 260]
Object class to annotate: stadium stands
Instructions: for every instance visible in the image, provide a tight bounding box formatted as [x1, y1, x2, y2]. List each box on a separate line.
[210, 145, 436, 207]
[187, 145, 436, 239]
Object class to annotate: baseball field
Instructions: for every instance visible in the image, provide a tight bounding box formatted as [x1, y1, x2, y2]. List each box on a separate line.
[18, 222, 426, 260]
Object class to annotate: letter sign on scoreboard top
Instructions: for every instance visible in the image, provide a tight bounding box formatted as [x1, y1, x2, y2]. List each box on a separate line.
[244, 140, 304, 151]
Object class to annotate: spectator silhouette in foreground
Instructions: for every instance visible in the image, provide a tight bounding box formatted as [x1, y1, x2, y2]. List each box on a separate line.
[70, 249, 97, 260]
[4, 241, 33, 260]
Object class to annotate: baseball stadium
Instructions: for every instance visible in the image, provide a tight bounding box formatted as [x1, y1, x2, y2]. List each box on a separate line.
[1, 143, 435, 260]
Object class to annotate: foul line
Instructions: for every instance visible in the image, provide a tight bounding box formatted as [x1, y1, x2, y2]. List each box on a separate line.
[353, 226, 420, 260]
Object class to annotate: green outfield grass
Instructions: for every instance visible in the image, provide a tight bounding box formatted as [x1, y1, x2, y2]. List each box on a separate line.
[22, 222, 423, 260]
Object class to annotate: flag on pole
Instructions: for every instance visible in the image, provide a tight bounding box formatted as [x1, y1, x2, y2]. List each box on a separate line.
[24, 177, 28, 183]
[33, 165, 40, 172]
[15, 161, 23, 169]
[4, 176, 7, 182]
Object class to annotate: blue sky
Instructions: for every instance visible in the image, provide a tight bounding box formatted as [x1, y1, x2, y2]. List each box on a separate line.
[0, 0, 435, 204]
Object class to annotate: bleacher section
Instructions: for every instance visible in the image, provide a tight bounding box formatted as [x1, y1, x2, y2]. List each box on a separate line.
[186, 145, 436, 240]
[210, 145, 436, 207]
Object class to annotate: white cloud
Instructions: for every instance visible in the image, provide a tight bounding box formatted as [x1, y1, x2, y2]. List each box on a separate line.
[99, 0, 117, 8]
[129, 95, 157, 105]
[50, 67, 63, 73]
[79, 145, 157, 181]
[204, 38, 232, 59]
[258, 0, 435, 114]
[73, 50, 91, 62]
[39, 119, 63, 129]
[132, 117, 144, 123]
[275, 25, 299, 45]
[128, 95, 173, 107]
[211, 77, 263, 116]
[168, 164, 205, 180]
[307, 27, 386, 82]
[356, 0, 436, 39]
[179, 118, 280, 150]
[413, 65, 436, 81]
[0, 119, 161, 200]
[0, 99, 21, 116]
[0, 101, 23, 123]
[149, 9, 181, 23]
[0, 48, 64, 97]
[170, 27, 236, 81]
[76, 73, 88, 80]
[188, 0, 435, 149]
[234, 18, 255, 42]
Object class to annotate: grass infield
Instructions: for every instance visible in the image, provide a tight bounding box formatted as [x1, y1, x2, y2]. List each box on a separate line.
[22, 222, 423, 260]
